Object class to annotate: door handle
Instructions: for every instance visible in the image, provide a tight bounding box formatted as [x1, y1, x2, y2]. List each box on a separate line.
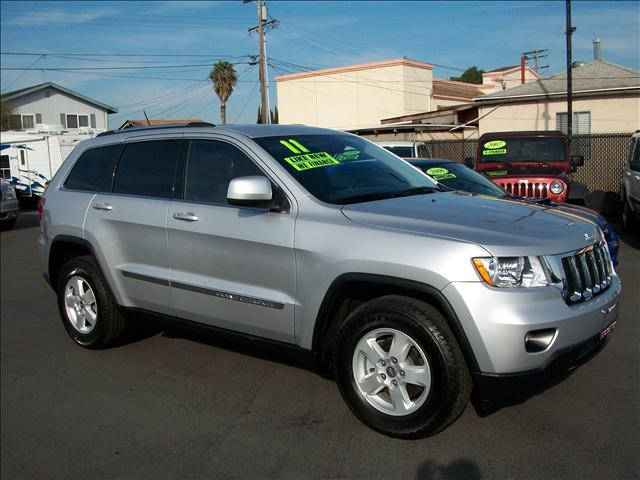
[173, 212, 199, 222]
[93, 202, 112, 211]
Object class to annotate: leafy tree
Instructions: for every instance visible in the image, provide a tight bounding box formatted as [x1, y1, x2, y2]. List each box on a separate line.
[257, 106, 278, 124]
[209, 61, 238, 124]
[450, 66, 485, 84]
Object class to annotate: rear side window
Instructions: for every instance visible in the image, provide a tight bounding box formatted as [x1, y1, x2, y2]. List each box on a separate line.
[184, 140, 263, 205]
[631, 139, 640, 171]
[114, 140, 179, 198]
[64, 144, 120, 192]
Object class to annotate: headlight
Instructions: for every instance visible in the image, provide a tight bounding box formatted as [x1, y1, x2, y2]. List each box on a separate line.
[1, 184, 15, 199]
[472, 256, 550, 287]
[549, 180, 565, 195]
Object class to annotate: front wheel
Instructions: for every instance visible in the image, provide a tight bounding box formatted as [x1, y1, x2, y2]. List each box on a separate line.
[333, 295, 471, 438]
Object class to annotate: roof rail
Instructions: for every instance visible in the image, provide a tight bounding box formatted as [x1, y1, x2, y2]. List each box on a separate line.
[97, 121, 216, 137]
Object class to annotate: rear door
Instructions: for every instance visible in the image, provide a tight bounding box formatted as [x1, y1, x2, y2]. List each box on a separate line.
[83, 137, 181, 313]
[167, 137, 296, 343]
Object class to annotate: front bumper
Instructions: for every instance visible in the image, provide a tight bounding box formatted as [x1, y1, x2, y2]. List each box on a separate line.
[473, 332, 609, 404]
[443, 275, 621, 375]
[0, 198, 19, 221]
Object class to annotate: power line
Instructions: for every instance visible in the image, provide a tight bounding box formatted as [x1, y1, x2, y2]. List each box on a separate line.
[1, 54, 44, 93]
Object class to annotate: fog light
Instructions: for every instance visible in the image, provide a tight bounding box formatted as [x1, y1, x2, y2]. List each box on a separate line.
[525, 328, 557, 353]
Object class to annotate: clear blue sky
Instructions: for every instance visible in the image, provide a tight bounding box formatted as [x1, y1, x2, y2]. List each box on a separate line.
[1, 0, 638, 126]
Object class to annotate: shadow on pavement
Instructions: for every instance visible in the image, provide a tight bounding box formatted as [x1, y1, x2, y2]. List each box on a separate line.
[416, 458, 482, 480]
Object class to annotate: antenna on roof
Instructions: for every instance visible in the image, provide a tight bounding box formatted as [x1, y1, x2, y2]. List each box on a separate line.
[143, 110, 151, 126]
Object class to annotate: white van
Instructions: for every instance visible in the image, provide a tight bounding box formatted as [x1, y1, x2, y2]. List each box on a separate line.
[374, 141, 425, 158]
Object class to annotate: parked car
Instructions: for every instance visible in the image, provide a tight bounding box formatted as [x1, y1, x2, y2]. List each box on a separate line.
[466, 131, 588, 204]
[0, 178, 19, 230]
[38, 123, 620, 438]
[408, 158, 619, 265]
[375, 141, 425, 158]
[621, 130, 640, 232]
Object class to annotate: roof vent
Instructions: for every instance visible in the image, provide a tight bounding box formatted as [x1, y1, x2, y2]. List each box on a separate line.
[571, 61, 586, 69]
[593, 38, 601, 61]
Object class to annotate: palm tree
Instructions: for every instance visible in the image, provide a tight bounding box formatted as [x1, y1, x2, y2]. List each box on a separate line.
[209, 61, 237, 124]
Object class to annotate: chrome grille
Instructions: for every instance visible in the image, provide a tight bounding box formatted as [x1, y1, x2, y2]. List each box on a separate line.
[560, 242, 613, 304]
[498, 181, 548, 199]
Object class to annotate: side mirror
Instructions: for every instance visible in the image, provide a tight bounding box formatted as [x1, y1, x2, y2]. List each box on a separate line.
[227, 176, 273, 208]
[571, 155, 584, 167]
[464, 156, 474, 168]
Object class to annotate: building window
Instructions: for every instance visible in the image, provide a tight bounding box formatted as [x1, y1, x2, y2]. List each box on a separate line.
[19, 150, 26, 166]
[8, 114, 36, 130]
[64, 114, 90, 129]
[556, 111, 591, 135]
[1, 155, 10, 179]
[557, 111, 591, 160]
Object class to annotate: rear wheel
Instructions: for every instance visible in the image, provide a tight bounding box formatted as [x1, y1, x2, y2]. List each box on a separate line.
[333, 295, 471, 438]
[622, 197, 638, 232]
[57, 257, 127, 348]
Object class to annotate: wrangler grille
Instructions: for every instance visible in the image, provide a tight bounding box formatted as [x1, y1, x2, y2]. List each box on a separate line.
[498, 181, 548, 199]
[560, 242, 613, 304]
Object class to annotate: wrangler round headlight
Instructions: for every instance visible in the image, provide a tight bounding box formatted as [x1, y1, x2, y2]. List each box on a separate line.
[472, 256, 550, 288]
[549, 180, 565, 195]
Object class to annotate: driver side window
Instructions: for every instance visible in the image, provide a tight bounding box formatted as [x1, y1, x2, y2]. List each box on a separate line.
[184, 140, 264, 205]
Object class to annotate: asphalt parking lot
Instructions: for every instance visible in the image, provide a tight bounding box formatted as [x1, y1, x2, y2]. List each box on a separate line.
[1, 211, 638, 480]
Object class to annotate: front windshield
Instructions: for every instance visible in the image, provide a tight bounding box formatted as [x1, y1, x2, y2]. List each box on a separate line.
[479, 137, 566, 163]
[417, 163, 508, 197]
[383, 146, 414, 157]
[254, 134, 437, 204]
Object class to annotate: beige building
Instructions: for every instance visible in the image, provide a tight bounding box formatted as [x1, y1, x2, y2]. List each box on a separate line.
[475, 60, 640, 135]
[275, 58, 434, 130]
[275, 58, 542, 131]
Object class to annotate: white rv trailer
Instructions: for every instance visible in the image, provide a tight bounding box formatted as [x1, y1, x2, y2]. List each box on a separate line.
[0, 130, 88, 200]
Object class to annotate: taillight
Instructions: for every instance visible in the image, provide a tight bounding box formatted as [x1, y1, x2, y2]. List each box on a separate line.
[37, 196, 46, 221]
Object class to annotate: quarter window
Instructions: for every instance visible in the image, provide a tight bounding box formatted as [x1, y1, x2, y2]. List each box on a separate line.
[64, 144, 120, 192]
[184, 140, 264, 205]
[114, 140, 179, 198]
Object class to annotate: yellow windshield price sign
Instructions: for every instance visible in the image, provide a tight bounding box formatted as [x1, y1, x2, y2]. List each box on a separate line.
[426, 167, 456, 180]
[482, 140, 507, 156]
[284, 152, 340, 171]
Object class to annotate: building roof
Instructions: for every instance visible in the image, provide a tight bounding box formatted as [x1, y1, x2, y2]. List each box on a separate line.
[118, 119, 204, 129]
[275, 58, 433, 82]
[475, 60, 640, 104]
[1, 82, 118, 113]
[432, 79, 487, 100]
[485, 65, 520, 73]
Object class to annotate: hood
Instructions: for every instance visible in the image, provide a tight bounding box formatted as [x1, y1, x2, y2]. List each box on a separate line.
[481, 164, 569, 179]
[341, 192, 600, 257]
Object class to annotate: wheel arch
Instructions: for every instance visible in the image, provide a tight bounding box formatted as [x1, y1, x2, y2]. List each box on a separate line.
[48, 235, 99, 289]
[311, 273, 480, 375]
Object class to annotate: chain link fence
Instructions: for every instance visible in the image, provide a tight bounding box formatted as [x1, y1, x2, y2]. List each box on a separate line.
[418, 132, 633, 194]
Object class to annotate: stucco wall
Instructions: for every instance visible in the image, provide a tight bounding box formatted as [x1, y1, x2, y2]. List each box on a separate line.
[5, 87, 110, 130]
[478, 93, 640, 134]
[276, 61, 433, 130]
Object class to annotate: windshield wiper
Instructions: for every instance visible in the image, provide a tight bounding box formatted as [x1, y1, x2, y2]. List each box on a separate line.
[338, 186, 437, 205]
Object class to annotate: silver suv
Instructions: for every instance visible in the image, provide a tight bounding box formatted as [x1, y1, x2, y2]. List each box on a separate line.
[38, 123, 621, 437]
[621, 130, 640, 231]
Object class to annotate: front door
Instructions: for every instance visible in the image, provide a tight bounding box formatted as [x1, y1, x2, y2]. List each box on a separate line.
[167, 138, 296, 343]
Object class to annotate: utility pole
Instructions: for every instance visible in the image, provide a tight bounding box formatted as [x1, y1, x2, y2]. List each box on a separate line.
[248, 1, 277, 124]
[565, 0, 575, 148]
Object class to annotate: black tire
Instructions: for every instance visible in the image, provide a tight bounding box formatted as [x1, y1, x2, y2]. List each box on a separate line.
[0, 218, 16, 231]
[57, 256, 127, 348]
[622, 198, 638, 233]
[333, 295, 471, 438]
